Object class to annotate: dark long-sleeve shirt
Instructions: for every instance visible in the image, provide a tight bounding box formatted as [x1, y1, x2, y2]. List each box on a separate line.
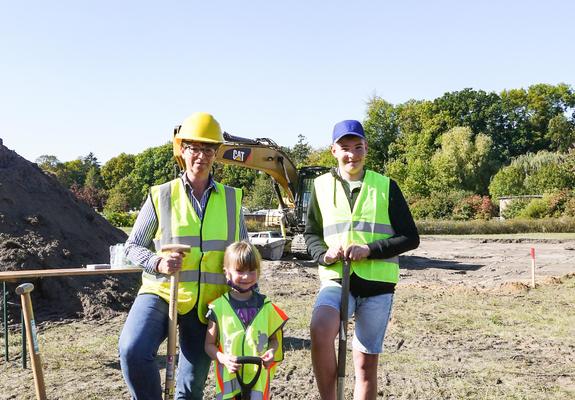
[304, 168, 419, 297]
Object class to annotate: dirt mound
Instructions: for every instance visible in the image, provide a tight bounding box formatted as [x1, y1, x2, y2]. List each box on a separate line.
[0, 139, 139, 321]
[498, 281, 531, 293]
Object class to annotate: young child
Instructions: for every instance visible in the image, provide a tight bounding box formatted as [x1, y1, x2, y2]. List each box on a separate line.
[205, 240, 288, 400]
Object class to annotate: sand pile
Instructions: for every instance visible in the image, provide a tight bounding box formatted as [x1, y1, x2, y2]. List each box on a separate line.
[0, 138, 139, 321]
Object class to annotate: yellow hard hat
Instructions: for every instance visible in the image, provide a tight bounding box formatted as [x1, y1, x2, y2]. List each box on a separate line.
[173, 112, 223, 168]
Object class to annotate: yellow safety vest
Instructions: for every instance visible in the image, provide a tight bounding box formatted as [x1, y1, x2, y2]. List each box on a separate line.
[314, 170, 399, 283]
[139, 178, 242, 323]
[209, 293, 288, 400]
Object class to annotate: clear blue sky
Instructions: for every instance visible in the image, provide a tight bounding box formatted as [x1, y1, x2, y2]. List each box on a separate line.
[1, 1, 573, 164]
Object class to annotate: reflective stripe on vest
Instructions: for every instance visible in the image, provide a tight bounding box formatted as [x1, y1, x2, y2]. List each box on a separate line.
[209, 293, 288, 400]
[314, 170, 400, 283]
[139, 179, 241, 322]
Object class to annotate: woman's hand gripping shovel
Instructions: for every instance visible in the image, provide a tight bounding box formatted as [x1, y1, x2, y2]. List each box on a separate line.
[161, 244, 191, 400]
[337, 257, 351, 400]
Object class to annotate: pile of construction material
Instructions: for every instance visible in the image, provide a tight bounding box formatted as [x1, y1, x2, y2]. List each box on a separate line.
[0, 139, 139, 321]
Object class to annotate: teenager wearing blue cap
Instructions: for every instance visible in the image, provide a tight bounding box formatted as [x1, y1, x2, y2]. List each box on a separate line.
[304, 119, 419, 399]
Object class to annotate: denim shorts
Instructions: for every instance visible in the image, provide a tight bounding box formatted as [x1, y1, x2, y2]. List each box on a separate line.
[313, 280, 394, 354]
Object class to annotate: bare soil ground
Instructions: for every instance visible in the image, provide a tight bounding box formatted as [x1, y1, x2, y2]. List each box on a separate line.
[2, 237, 574, 399]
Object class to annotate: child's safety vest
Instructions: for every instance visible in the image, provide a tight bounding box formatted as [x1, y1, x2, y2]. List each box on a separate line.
[313, 170, 400, 283]
[209, 293, 288, 400]
[139, 178, 242, 323]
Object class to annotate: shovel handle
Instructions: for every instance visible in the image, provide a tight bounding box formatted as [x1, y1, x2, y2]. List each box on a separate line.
[337, 258, 351, 400]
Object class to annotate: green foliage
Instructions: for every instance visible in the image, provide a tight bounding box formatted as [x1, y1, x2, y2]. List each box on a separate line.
[430, 127, 494, 194]
[84, 166, 105, 190]
[547, 114, 575, 152]
[518, 198, 549, 219]
[364, 97, 399, 173]
[214, 164, 257, 192]
[489, 151, 574, 199]
[307, 146, 336, 168]
[131, 142, 176, 199]
[243, 174, 278, 211]
[101, 153, 136, 190]
[102, 211, 138, 227]
[501, 198, 530, 219]
[488, 164, 526, 198]
[365, 84, 575, 201]
[36, 154, 60, 170]
[286, 134, 312, 168]
[104, 175, 144, 212]
[416, 217, 575, 235]
[409, 190, 469, 220]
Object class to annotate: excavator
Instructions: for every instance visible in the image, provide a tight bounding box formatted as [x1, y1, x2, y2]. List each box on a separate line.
[215, 132, 328, 255]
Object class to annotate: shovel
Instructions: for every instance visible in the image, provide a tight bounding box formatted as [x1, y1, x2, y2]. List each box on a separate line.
[235, 356, 263, 400]
[161, 244, 191, 400]
[337, 258, 351, 400]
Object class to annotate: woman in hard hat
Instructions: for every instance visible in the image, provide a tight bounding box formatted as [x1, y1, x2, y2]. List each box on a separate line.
[119, 112, 249, 400]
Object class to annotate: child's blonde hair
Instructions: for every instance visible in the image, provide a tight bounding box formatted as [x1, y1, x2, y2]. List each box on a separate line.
[223, 240, 262, 274]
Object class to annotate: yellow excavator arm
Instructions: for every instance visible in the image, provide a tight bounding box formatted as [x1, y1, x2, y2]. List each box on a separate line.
[215, 132, 299, 208]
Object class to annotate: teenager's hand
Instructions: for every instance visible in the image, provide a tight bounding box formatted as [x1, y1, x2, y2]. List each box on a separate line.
[217, 352, 240, 373]
[156, 252, 184, 274]
[324, 246, 344, 264]
[344, 244, 370, 261]
[261, 349, 275, 369]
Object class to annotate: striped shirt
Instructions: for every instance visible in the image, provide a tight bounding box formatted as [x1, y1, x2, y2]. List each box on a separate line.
[125, 175, 248, 274]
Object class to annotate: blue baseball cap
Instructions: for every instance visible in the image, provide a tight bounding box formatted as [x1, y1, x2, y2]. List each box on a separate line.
[332, 120, 366, 144]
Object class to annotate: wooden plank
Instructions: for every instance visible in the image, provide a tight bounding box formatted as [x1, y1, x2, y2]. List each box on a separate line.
[0, 267, 142, 282]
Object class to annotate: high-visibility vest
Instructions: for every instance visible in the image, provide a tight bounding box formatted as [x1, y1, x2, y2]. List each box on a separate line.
[209, 293, 288, 400]
[139, 178, 242, 323]
[313, 170, 400, 283]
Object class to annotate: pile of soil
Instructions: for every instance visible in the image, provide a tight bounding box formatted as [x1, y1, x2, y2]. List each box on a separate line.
[0, 139, 139, 321]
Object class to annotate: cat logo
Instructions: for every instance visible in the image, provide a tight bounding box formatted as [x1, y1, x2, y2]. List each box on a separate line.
[222, 148, 251, 163]
[233, 149, 246, 162]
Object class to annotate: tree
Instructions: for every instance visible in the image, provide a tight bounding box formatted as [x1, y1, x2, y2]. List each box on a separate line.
[430, 127, 494, 194]
[131, 143, 176, 199]
[364, 97, 399, 173]
[488, 150, 574, 198]
[104, 175, 143, 212]
[307, 146, 336, 168]
[214, 164, 258, 193]
[286, 134, 312, 168]
[101, 153, 136, 190]
[243, 174, 278, 211]
[36, 155, 60, 171]
[547, 114, 575, 153]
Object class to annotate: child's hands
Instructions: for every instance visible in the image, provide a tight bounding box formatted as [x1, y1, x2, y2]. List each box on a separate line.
[216, 352, 240, 373]
[261, 349, 275, 369]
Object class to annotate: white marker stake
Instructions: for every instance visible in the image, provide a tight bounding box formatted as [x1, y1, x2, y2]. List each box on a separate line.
[530, 247, 536, 288]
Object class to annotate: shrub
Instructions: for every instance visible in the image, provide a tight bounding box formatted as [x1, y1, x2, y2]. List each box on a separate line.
[452, 195, 495, 220]
[518, 199, 550, 219]
[501, 198, 530, 219]
[416, 217, 575, 235]
[409, 190, 470, 220]
[103, 211, 138, 227]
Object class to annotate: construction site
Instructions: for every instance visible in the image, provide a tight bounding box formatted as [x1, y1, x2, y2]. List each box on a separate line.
[1, 138, 574, 399]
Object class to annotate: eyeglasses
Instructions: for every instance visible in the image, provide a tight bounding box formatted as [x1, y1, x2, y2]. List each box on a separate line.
[182, 144, 217, 157]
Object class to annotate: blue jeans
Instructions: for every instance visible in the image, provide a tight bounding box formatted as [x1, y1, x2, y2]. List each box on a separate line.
[119, 294, 211, 400]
